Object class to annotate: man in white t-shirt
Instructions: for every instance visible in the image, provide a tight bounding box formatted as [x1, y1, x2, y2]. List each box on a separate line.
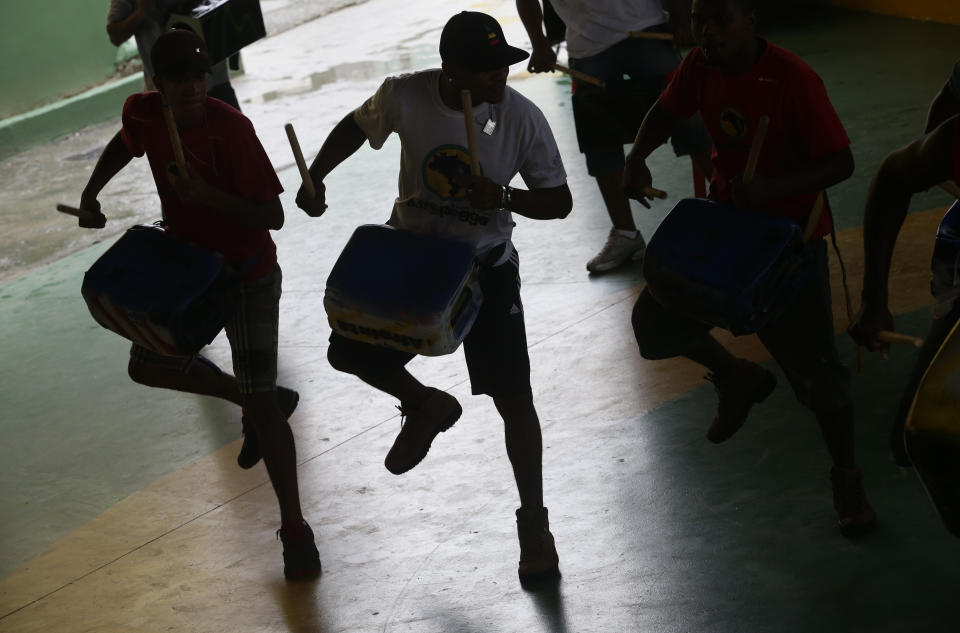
[296, 11, 572, 583]
[517, 0, 712, 273]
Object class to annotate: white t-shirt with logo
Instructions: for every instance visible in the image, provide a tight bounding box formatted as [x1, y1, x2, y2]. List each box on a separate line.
[353, 69, 567, 263]
[549, 0, 667, 58]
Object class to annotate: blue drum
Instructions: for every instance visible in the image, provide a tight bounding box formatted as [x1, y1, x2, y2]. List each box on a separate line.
[324, 225, 482, 356]
[81, 225, 240, 356]
[642, 198, 811, 335]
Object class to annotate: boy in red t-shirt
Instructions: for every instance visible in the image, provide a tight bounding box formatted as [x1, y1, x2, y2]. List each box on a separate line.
[74, 29, 321, 580]
[623, 0, 875, 537]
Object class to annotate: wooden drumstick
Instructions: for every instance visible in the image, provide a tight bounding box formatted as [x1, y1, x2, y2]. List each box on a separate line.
[284, 123, 316, 199]
[742, 115, 769, 185]
[552, 64, 606, 89]
[877, 330, 924, 349]
[628, 31, 674, 40]
[56, 203, 96, 220]
[643, 187, 667, 199]
[460, 89, 481, 176]
[940, 180, 960, 199]
[161, 101, 188, 180]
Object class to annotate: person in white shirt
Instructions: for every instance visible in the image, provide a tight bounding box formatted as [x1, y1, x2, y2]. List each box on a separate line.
[296, 11, 572, 583]
[517, 0, 713, 273]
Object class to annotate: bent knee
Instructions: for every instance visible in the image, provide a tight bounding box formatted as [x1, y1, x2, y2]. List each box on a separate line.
[127, 358, 150, 385]
[327, 344, 359, 375]
[788, 360, 852, 411]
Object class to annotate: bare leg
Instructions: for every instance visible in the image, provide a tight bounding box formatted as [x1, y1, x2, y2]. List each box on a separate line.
[682, 335, 739, 376]
[128, 356, 242, 405]
[815, 404, 856, 468]
[596, 170, 636, 231]
[328, 346, 431, 408]
[244, 391, 302, 522]
[494, 392, 544, 510]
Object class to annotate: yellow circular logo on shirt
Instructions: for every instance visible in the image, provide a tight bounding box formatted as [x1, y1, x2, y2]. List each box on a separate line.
[719, 107, 749, 139]
[422, 145, 478, 200]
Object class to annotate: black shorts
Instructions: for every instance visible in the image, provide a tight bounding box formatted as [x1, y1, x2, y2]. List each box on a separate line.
[328, 248, 531, 398]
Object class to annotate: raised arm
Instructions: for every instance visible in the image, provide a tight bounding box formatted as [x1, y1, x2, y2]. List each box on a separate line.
[295, 112, 368, 217]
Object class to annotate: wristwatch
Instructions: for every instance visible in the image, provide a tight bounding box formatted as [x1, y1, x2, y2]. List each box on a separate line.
[499, 185, 515, 211]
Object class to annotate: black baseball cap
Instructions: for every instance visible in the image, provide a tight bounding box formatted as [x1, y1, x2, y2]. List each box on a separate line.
[439, 11, 529, 72]
[151, 28, 211, 77]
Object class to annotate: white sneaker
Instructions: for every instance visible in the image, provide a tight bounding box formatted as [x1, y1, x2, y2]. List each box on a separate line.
[586, 229, 646, 273]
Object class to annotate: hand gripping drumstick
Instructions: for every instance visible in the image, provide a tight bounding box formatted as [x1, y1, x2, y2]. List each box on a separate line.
[161, 100, 188, 180]
[940, 180, 960, 199]
[876, 330, 924, 348]
[284, 123, 316, 199]
[551, 64, 606, 89]
[460, 89, 481, 176]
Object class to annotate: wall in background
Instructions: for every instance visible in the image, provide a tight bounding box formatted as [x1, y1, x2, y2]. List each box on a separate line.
[0, 0, 118, 119]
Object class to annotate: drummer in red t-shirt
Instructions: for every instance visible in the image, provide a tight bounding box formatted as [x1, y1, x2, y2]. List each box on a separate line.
[74, 29, 321, 579]
[623, 0, 875, 537]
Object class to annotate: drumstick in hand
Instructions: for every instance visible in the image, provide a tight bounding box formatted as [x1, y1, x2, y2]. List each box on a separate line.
[56, 203, 96, 220]
[284, 123, 316, 199]
[161, 100, 188, 180]
[743, 115, 769, 185]
[552, 64, 606, 88]
[642, 186, 667, 199]
[940, 180, 960, 199]
[460, 89, 481, 176]
[877, 330, 924, 349]
[628, 31, 674, 40]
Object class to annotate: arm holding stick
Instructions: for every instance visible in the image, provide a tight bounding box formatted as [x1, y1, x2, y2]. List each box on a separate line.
[849, 117, 957, 358]
[623, 102, 678, 207]
[296, 112, 368, 217]
[74, 131, 134, 229]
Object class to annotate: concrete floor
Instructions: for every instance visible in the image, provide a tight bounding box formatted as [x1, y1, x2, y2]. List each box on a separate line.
[1, 2, 959, 632]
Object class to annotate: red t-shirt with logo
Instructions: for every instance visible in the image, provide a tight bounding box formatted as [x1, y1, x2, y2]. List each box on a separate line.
[659, 41, 849, 238]
[120, 92, 283, 279]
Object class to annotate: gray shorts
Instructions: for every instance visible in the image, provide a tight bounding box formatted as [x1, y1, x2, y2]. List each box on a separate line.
[129, 264, 282, 394]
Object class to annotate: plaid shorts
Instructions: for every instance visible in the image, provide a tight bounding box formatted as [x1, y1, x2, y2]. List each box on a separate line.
[129, 264, 282, 394]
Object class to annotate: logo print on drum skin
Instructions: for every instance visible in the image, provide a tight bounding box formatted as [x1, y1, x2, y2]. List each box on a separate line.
[423, 145, 480, 199]
[719, 107, 748, 139]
